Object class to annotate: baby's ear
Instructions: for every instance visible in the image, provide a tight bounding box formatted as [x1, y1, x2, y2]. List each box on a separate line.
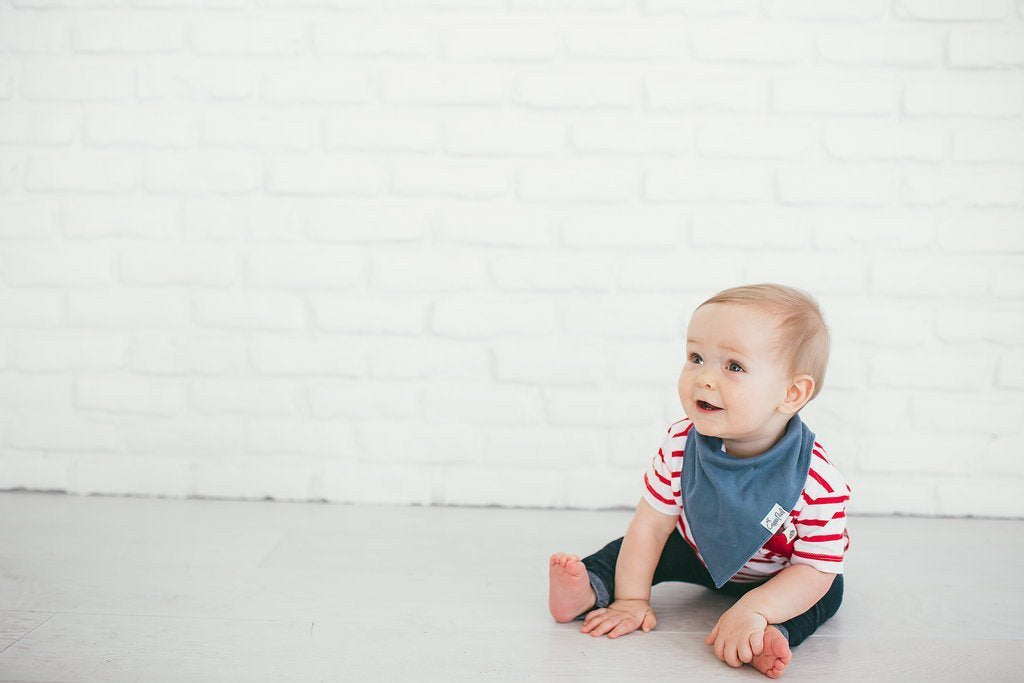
[782, 374, 815, 414]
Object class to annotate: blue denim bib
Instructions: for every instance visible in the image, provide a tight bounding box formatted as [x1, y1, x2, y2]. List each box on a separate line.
[681, 414, 814, 588]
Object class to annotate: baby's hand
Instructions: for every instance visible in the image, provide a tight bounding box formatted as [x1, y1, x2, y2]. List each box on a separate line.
[704, 604, 769, 667]
[581, 598, 656, 638]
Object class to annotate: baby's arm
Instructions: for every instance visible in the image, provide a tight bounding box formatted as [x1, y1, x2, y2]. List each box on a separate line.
[704, 564, 836, 666]
[581, 497, 678, 638]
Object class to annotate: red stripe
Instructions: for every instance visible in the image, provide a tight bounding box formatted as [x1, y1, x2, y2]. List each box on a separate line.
[801, 533, 844, 543]
[671, 450, 684, 458]
[808, 468, 834, 493]
[792, 549, 842, 562]
[655, 470, 671, 486]
[673, 423, 695, 438]
[802, 492, 850, 506]
[644, 474, 676, 506]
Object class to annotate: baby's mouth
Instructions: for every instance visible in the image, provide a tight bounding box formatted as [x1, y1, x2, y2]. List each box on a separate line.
[697, 400, 723, 412]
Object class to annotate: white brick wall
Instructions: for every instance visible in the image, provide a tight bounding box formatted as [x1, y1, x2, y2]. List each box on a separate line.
[0, 1, 1022, 518]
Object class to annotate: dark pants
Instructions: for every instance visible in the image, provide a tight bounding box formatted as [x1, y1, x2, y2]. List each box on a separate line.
[579, 532, 844, 647]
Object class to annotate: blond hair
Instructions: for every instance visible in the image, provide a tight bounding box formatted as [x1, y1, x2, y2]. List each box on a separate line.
[697, 283, 830, 402]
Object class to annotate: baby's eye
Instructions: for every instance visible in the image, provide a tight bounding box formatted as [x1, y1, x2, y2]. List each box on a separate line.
[689, 353, 703, 365]
[728, 361, 744, 373]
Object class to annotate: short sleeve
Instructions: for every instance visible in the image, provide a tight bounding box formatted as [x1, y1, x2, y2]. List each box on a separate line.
[640, 421, 686, 516]
[790, 450, 851, 574]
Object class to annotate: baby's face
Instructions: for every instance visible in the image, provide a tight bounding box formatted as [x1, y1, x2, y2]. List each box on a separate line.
[678, 302, 795, 449]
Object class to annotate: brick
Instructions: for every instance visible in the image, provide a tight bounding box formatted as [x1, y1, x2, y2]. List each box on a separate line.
[313, 21, 434, 56]
[445, 114, 561, 156]
[7, 414, 122, 451]
[564, 25, 683, 60]
[563, 209, 683, 248]
[859, 434, 975, 475]
[0, 15, 67, 52]
[371, 339, 490, 380]
[949, 31, 1024, 68]
[482, 426, 609, 470]
[423, 383, 545, 425]
[641, 0, 755, 15]
[826, 305, 932, 348]
[440, 465, 564, 507]
[262, 64, 372, 103]
[393, 160, 507, 199]
[935, 480, 1024, 517]
[245, 417, 359, 455]
[562, 297, 688, 340]
[118, 244, 236, 286]
[0, 110, 76, 145]
[247, 246, 364, 289]
[848, 475, 937, 516]
[123, 418, 245, 458]
[824, 123, 946, 162]
[817, 29, 941, 66]
[0, 291, 62, 326]
[7, 331, 123, 371]
[0, 243, 113, 285]
[774, 78, 897, 115]
[870, 257, 989, 297]
[904, 171, 1024, 207]
[647, 74, 765, 113]
[372, 253, 485, 291]
[383, 66, 505, 105]
[571, 116, 692, 155]
[763, 0, 884, 20]
[438, 207, 553, 247]
[72, 17, 186, 53]
[85, 107, 195, 148]
[546, 387, 664, 427]
[493, 340, 606, 384]
[139, 61, 255, 101]
[869, 350, 992, 390]
[194, 456, 319, 502]
[937, 214, 1024, 252]
[191, 378, 299, 415]
[27, 154, 137, 193]
[190, 17, 306, 55]
[777, 169, 899, 206]
[73, 456, 192, 499]
[64, 197, 178, 239]
[514, 69, 635, 108]
[746, 252, 868, 294]
[0, 200, 57, 237]
[608, 341, 683, 384]
[996, 354, 1024, 388]
[691, 212, 811, 249]
[0, 374, 70, 410]
[821, 389, 913, 435]
[986, 435, 1024, 474]
[192, 291, 305, 331]
[953, 128, 1024, 163]
[992, 263, 1024, 297]
[935, 308, 1024, 345]
[205, 109, 316, 151]
[431, 296, 558, 338]
[618, 252, 744, 291]
[312, 296, 426, 335]
[319, 461, 433, 507]
[692, 28, 810, 63]
[490, 253, 614, 291]
[76, 375, 185, 416]
[310, 204, 428, 243]
[563, 466, 639, 509]
[446, 23, 558, 60]
[0, 453, 72, 493]
[20, 62, 133, 101]
[328, 112, 438, 153]
[904, 81, 1024, 117]
[251, 337, 368, 376]
[268, 156, 387, 196]
[697, 122, 817, 159]
[518, 161, 636, 202]
[355, 421, 480, 465]
[646, 163, 769, 202]
[308, 383, 417, 420]
[127, 332, 247, 375]
[145, 152, 261, 194]
[812, 213, 934, 250]
[820, 345, 868, 390]
[894, 0, 1011, 21]
[911, 394, 1023, 435]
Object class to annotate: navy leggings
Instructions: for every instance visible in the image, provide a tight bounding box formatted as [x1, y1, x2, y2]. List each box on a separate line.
[579, 531, 843, 647]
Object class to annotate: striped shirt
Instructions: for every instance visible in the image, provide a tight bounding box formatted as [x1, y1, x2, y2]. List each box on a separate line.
[641, 417, 851, 584]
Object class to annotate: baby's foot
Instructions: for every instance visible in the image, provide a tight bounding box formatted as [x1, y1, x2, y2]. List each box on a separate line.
[750, 625, 792, 679]
[548, 552, 597, 623]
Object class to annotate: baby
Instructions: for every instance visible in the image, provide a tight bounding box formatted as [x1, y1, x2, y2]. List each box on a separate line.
[548, 283, 850, 679]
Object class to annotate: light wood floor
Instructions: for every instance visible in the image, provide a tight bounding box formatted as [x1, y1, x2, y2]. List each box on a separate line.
[0, 491, 1020, 681]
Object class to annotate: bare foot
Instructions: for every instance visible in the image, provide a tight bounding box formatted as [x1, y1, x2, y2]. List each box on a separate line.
[750, 625, 792, 679]
[548, 552, 597, 623]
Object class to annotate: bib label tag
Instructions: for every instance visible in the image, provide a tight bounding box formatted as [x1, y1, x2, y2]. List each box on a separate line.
[760, 503, 788, 533]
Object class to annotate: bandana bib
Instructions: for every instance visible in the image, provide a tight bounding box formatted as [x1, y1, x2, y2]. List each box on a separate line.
[681, 414, 814, 588]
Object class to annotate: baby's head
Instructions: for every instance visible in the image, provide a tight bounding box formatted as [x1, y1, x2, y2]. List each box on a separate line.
[678, 283, 830, 457]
